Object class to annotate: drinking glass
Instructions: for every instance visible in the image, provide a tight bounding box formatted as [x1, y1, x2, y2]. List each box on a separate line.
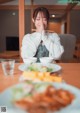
[1, 59, 15, 76]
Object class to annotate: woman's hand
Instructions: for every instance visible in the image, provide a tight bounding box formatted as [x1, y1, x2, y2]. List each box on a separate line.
[40, 19, 45, 32]
[37, 18, 46, 33]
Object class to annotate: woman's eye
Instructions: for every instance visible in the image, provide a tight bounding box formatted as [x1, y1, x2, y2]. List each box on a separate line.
[36, 18, 47, 21]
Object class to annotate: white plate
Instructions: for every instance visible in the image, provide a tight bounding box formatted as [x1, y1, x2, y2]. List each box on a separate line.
[18, 63, 62, 73]
[0, 82, 80, 113]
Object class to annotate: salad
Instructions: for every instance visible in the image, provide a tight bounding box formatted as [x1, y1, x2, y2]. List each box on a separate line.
[27, 63, 53, 72]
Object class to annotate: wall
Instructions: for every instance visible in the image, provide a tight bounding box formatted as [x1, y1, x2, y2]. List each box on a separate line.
[0, 9, 31, 52]
[25, 9, 31, 33]
[0, 10, 19, 52]
[61, 23, 65, 34]
[48, 22, 61, 33]
[70, 10, 80, 39]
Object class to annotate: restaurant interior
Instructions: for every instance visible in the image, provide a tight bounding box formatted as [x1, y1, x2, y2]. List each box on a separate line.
[0, 0, 80, 62]
[0, 0, 80, 113]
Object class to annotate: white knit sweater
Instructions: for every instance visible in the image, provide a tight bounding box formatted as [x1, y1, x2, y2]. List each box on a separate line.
[21, 32, 64, 60]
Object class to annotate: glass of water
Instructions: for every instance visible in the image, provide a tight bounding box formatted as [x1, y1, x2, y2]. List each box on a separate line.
[1, 59, 15, 76]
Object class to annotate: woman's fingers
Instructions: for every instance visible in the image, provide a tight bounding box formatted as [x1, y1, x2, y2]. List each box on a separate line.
[39, 20, 45, 32]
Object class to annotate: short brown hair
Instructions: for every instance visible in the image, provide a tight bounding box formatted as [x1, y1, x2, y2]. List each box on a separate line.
[33, 7, 50, 22]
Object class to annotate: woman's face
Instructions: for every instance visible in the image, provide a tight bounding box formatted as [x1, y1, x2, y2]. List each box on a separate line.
[33, 12, 48, 31]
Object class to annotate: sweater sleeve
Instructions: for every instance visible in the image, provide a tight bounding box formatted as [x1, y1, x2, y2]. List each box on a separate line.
[21, 34, 41, 59]
[43, 33, 64, 59]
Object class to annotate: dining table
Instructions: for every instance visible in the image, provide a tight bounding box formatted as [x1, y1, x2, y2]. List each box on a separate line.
[0, 63, 80, 93]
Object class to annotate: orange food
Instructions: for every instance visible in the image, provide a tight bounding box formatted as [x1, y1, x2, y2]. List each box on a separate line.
[22, 71, 62, 82]
[14, 85, 74, 113]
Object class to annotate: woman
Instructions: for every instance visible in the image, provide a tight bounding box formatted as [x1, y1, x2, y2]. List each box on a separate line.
[21, 7, 64, 62]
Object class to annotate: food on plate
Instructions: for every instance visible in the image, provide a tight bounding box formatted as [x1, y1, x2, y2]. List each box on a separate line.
[27, 63, 53, 72]
[22, 63, 62, 82]
[12, 81, 74, 113]
[22, 71, 62, 82]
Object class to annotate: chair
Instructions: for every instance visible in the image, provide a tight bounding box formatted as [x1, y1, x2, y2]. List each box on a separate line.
[59, 34, 76, 62]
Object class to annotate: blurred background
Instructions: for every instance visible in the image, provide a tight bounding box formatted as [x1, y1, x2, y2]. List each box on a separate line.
[0, 0, 80, 62]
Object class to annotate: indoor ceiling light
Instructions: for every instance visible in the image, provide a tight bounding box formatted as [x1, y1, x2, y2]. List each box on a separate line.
[52, 14, 55, 18]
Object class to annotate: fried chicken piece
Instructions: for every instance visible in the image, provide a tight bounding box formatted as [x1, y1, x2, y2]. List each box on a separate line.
[28, 106, 47, 113]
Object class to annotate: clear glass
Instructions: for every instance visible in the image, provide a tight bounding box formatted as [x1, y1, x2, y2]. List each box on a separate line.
[1, 59, 15, 76]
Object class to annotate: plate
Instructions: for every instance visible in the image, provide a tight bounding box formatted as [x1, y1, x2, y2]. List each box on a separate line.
[18, 63, 62, 73]
[0, 82, 80, 113]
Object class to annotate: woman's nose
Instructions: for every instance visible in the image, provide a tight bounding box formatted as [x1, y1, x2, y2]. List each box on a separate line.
[40, 19, 44, 23]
